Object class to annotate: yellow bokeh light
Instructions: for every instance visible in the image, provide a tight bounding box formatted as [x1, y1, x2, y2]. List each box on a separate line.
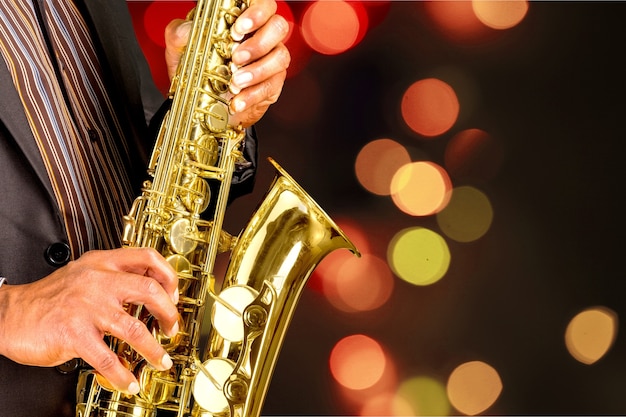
[472, 0, 529, 30]
[565, 306, 618, 365]
[447, 360, 502, 415]
[436, 185, 493, 243]
[388, 227, 451, 286]
[391, 161, 452, 216]
[355, 138, 411, 196]
[397, 376, 450, 416]
[330, 334, 387, 391]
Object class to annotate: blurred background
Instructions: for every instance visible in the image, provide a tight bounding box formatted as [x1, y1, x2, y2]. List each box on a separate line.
[127, 1, 626, 415]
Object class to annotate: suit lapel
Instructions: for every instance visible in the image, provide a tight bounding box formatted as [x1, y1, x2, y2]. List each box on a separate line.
[0, 57, 57, 202]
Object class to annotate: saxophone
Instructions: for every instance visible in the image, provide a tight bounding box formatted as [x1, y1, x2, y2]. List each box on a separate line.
[75, 0, 359, 416]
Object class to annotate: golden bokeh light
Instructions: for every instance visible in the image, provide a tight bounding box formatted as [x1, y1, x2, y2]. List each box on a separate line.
[447, 360, 503, 415]
[444, 128, 504, 181]
[397, 376, 450, 416]
[355, 138, 412, 196]
[323, 254, 394, 313]
[472, 0, 529, 30]
[565, 306, 618, 365]
[401, 78, 459, 137]
[390, 161, 452, 216]
[330, 334, 387, 391]
[301, 0, 365, 55]
[436, 186, 493, 243]
[388, 227, 451, 286]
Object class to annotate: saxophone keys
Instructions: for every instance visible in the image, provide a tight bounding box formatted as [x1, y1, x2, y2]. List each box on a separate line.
[192, 357, 241, 414]
[205, 102, 229, 132]
[137, 363, 177, 405]
[211, 285, 258, 342]
[165, 218, 198, 255]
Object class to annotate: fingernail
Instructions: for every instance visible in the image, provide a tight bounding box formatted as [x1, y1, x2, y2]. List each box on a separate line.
[128, 381, 140, 395]
[172, 289, 179, 305]
[176, 21, 192, 38]
[231, 17, 253, 41]
[232, 98, 246, 113]
[237, 17, 254, 33]
[233, 48, 251, 64]
[233, 71, 253, 87]
[168, 320, 180, 338]
[161, 353, 173, 370]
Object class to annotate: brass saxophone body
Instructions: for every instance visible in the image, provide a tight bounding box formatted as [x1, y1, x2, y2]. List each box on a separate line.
[76, 0, 359, 416]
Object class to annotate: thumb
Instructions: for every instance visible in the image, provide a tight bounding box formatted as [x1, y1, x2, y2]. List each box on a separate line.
[165, 19, 192, 81]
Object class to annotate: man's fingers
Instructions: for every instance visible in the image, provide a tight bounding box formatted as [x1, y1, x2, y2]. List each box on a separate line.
[232, 14, 289, 67]
[231, 42, 289, 92]
[231, 0, 278, 42]
[77, 335, 140, 394]
[108, 272, 180, 336]
[96, 248, 179, 304]
[104, 311, 173, 372]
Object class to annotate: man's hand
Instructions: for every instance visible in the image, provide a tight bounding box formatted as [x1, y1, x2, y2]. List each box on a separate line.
[165, 0, 290, 128]
[0, 248, 179, 395]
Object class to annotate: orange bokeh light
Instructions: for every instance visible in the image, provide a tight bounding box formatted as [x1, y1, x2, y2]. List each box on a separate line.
[309, 220, 370, 294]
[391, 161, 453, 216]
[330, 334, 387, 391]
[323, 254, 394, 313]
[472, 0, 529, 30]
[301, 0, 367, 55]
[422, 1, 493, 43]
[401, 78, 459, 138]
[355, 139, 411, 196]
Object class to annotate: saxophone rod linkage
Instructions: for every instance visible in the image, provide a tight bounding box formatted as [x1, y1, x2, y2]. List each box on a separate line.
[208, 290, 243, 318]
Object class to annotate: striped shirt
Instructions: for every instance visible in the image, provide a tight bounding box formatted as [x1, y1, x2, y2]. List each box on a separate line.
[0, 0, 134, 257]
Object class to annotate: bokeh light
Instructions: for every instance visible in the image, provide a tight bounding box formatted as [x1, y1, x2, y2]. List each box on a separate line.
[323, 254, 394, 313]
[472, 0, 529, 30]
[444, 128, 504, 181]
[355, 138, 412, 196]
[447, 360, 503, 415]
[309, 220, 370, 294]
[388, 227, 451, 286]
[390, 161, 452, 216]
[143, 1, 194, 48]
[436, 186, 493, 243]
[565, 306, 618, 365]
[301, 0, 367, 55]
[397, 376, 450, 416]
[330, 334, 387, 390]
[401, 78, 460, 138]
[360, 392, 414, 416]
[422, 1, 493, 43]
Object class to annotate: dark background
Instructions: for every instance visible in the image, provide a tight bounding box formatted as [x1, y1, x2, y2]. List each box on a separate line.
[130, 1, 626, 415]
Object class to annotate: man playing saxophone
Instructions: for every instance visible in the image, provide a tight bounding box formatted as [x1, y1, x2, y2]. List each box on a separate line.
[0, 0, 290, 416]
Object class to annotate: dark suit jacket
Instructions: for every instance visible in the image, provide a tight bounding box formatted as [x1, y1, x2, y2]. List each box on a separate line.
[0, 1, 255, 415]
